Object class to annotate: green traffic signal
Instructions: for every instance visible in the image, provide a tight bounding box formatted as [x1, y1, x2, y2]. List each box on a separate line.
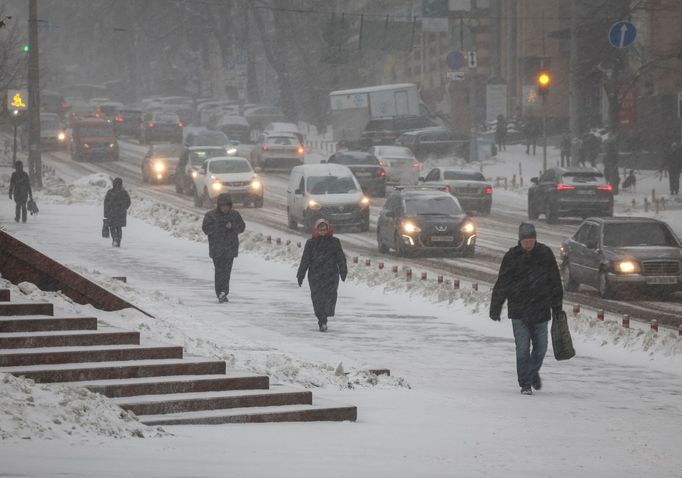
[22, 44, 29, 53]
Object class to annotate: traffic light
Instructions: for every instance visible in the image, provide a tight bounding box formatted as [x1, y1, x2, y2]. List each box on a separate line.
[536, 70, 552, 97]
[22, 44, 29, 53]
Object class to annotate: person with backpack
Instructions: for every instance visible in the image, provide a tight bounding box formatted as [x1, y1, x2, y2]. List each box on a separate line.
[8, 160, 32, 223]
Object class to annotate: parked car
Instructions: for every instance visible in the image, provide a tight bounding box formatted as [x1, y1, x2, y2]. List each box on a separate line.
[368, 145, 420, 184]
[394, 127, 469, 161]
[325, 150, 387, 197]
[264, 122, 303, 143]
[420, 168, 492, 215]
[361, 115, 436, 147]
[176, 146, 229, 195]
[251, 133, 304, 171]
[287, 163, 370, 231]
[528, 167, 613, 223]
[192, 156, 263, 208]
[39, 112, 67, 150]
[559, 217, 682, 299]
[139, 111, 183, 144]
[216, 115, 251, 144]
[377, 187, 476, 257]
[141, 143, 183, 184]
[113, 108, 142, 137]
[70, 118, 118, 162]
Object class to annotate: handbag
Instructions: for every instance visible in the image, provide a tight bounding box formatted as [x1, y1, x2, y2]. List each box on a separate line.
[27, 198, 39, 215]
[551, 310, 576, 361]
[102, 218, 110, 238]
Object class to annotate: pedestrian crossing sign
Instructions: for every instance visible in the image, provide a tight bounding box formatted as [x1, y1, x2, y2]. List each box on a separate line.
[7, 89, 28, 111]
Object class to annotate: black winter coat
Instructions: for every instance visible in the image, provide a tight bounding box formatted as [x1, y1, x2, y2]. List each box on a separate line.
[9, 171, 32, 203]
[202, 208, 245, 258]
[103, 186, 131, 227]
[297, 236, 348, 319]
[490, 242, 563, 324]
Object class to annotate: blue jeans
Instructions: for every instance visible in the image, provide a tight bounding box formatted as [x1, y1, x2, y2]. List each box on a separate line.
[511, 320, 548, 388]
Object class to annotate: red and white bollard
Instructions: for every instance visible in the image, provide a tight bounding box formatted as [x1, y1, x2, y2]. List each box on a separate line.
[378, 262, 384, 270]
[406, 269, 412, 281]
[352, 256, 359, 264]
[572, 304, 580, 315]
[597, 309, 604, 321]
[472, 282, 478, 291]
[286, 239, 291, 246]
[266, 235, 272, 244]
[622, 314, 630, 329]
[678, 324, 682, 337]
[421, 272, 427, 281]
[392, 265, 398, 273]
[453, 279, 460, 290]
[365, 259, 371, 266]
[437, 275, 443, 284]
[276, 238, 282, 245]
[650, 319, 658, 332]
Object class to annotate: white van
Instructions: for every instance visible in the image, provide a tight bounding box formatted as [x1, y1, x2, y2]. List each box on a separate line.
[287, 163, 370, 232]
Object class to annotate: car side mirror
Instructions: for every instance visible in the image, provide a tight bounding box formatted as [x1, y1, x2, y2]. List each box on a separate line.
[530, 177, 538, 184]
[294, 188, 303, 195]
[232, 140, 239, 146]
[254, 166, 262, 173]
[418, 176, 425, 182]
[320, 160, 326, 164]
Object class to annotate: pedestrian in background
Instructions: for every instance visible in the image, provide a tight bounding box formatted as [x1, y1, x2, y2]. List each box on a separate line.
[495, 114, 507, 152]
[489, 223, 563, 395]
[202, 193, 245, 303]
[524, 116, 539, 155]
[297, 219, 347, 332]
[103, 177, 131, 247]
[560, 133, 571, 167]
[8, 160, 32, 223]
[661, 142, 682, 195]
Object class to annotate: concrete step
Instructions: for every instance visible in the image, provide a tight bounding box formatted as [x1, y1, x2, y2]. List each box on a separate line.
[113, 386, 313, 416]
[0, 289, 9, 301]
[0, 357, 227, 383]
[65, 373, 269, 398]
[0, 302, 54, 317]
[0, 344, 184, 367]
[137, 399, 358, 425]
[0, 315, 98, 333]
[0, 328, 140, 349]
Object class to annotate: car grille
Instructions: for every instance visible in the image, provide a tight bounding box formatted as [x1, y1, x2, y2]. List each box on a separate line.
[641, 260, 679, 275]
[320, 204, 359, 215]
[222, 181, 250, 187]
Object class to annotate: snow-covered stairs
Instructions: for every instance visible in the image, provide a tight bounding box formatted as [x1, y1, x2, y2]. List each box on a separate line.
[0, 289, 357, 425]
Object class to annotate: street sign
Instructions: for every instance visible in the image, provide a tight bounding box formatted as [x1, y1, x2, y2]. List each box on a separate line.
[608, 21, 637, 48]
[7, 89, 28, 111]
[446, 71, 465, 81]
[446, 51, 464, 71]
[467, 51, 477, 69]
[422, 0, 448, 32]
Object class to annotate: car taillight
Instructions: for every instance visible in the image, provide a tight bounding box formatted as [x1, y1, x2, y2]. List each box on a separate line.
[262, 145, 269, 152]
[378, 160, 385, 166]
[556, 184, 575, 191]
[148, 122, 155, 128]
[445, 185, 452, 193]
[412, 162, 421, 168]
[485, 186, 493, 195]
[115, 116, 124, 123]
[297, 146, 304, 154]
[378, 169, 386, 177]
[597, 184, 613, 192]
[95, 111, 101, 118]
[178, 122, 184, 128]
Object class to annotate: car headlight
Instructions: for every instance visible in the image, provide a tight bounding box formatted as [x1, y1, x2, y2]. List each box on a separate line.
[109, 143, 115, 149]
[226, 147, 237, 155]
[461, 221, 476, 234]
[360, 196, 370, 207]
[83, 143, 90, 149]
[153, 161, 166, 173]
[308, 199, 321, 210]
[57, 132, 66, 141]
[615, 260, 639, 274]
[251, 178, 262, 190]
[402, 221, 421, 234]
[211, 181, 223, 192]
[191, 170, 198, 178]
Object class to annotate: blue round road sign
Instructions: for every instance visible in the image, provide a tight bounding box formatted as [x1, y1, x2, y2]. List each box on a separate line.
[608, 21, 636, 48]
[446, 51, 464, 71]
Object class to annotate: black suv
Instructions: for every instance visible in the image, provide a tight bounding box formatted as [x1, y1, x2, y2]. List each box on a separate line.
[395, 127, 470, 161]
[528, 167, 613, 223]
[361, 115, 436, 147]
[560, 217, 682, 299]
[326, 151, 387, 197]
[376, 187, 476, 257]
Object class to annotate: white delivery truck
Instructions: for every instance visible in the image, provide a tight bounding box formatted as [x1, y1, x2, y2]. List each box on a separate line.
[329, 83, 421, 146]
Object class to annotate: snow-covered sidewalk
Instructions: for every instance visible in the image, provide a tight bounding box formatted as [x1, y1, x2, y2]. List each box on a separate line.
[0, 175, 681, 477]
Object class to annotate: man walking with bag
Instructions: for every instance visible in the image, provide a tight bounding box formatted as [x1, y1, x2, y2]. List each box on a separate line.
[489, 223, 563, 395]
[202, 193, 245, 303]
[8, 160, 32, 223]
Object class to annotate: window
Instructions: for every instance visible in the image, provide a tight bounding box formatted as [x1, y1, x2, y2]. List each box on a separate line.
[307, 175, 358, 194]
[189, 149, 225, 165]
[404, 195, 462, 215]
[333, 154, 379, 165]
[154, 113, 180, 123]
[603, 223, 679, 247]
[78, 126, 113, 137]
[540, 170, 555, 183]
[267, 136, 297, 146]
[573, 223, 592, 244]
[561, 173, 606, 185]
[208, 159, 252, 174]
[443, 171, 485, 181]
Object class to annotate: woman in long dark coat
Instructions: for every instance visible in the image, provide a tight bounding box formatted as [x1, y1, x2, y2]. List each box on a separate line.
[297, 219, 347, 332]
[104, 177, 131, 247]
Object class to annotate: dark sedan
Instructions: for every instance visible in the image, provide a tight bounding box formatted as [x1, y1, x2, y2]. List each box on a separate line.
[528, 167, 613, 223]
[560, 217, 682, 299]
[326, 151, 387, 197]
[114, 108, 142, 137]
[141, 144, 183, 184]
[376, 188, 476, 257]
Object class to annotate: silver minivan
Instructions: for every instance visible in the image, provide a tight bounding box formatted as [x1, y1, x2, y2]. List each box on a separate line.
[287, 163, 370, 232]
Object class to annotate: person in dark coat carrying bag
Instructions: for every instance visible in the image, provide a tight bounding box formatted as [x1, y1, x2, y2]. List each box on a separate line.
[103, 177, 131, 247]
[202, 193, 245, 303]
[489, 223, 563, 395]
[297, 219, 347, 332]
[8, 160, 32, 223]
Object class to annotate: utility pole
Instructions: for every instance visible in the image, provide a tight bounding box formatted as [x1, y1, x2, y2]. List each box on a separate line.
[468, 0, 479, 163]
[27, 0, 41, 188]
[568, 0, 579, 151]
[541, 10, 547, 173]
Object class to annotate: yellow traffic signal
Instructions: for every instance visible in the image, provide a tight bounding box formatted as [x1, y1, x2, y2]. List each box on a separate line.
[537, 71, 552, 96]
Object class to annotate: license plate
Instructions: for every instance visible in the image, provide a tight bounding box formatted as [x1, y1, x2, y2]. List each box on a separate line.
[646, 277, 677, 285]
[356, 172, 372, 177]
[430, 236, 452, 242]
[576, 190, 595, 195]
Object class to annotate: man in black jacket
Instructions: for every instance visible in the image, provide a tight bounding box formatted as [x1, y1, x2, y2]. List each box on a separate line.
[8, 161, 32, 223]
[104, 177, 131, 247]
[490, 223, 563, 395]
[202, 193, 245, 303]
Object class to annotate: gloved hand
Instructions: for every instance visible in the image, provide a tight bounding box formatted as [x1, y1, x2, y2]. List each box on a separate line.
[490, 313, 501, 322]
[8, 194, 12, 200]
[552, 306, 562, 320]
[340, 273, 347, 282]
[297, 276, 303, 287]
